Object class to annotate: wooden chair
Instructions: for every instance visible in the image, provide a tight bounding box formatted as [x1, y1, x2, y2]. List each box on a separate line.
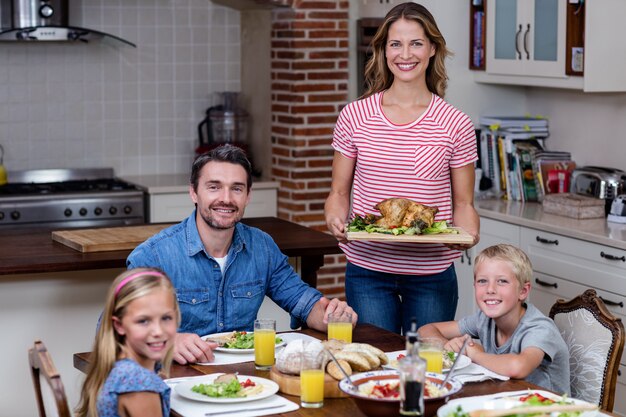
[549, 289, 625, 412]
[29, 340, 71, 417]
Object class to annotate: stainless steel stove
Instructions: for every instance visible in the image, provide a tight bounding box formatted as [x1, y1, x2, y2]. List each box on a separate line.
[0, 168, 145, 230]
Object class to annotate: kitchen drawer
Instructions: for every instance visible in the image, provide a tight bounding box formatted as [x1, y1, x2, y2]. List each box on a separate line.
[479, 218, 521, 249]
[530, 272, 626, 323]
[148, 188, 277, 223]
[521, 227, 626, 296]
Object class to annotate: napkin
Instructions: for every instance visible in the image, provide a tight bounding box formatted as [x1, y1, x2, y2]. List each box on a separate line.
[450, 362, 509, 383]
[166, 377, 299, 417]
[198, 332, 320, 366]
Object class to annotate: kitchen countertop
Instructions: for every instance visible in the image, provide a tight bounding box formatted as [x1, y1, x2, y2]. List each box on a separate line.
[121, 174, 279, 194]
[0, 217, 340, 284]
[475, 199, 626, 250]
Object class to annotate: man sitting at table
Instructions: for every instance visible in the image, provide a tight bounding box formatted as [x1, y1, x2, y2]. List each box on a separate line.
[127, 144, 357, 365]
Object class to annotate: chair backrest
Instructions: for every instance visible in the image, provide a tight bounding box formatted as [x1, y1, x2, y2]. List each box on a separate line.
[549, 289, 625, 412]
[29, 340, 71, 417]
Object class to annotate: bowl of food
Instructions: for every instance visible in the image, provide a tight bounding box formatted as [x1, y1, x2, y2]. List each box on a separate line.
[338, 370, 462, 417]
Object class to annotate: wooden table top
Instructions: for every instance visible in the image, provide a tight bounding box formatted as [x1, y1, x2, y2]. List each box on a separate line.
[73, 324, 554, 417]
[0, 217, 340, 276]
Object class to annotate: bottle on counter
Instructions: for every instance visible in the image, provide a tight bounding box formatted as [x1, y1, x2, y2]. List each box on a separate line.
[399, 318, 426, 416]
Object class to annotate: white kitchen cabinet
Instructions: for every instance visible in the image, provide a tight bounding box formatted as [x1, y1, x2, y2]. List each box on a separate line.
[476, 0, 626, 92]
[486, 0, 565, 78]
[148, 187, 278, 223]
[455, 217, 521, 319]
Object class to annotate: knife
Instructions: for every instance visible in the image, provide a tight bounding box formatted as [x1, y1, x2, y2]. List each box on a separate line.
[204, 404, 286, 416]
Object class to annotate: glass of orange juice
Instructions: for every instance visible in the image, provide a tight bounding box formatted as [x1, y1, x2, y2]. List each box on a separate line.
[300, 348, 325, 408]
[418, 338, 444, 374]
[327, 311, 353, 343]
[254, 319, 276, 370]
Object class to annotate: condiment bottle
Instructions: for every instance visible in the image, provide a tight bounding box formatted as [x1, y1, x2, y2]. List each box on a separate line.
[399, 323, 426, 416]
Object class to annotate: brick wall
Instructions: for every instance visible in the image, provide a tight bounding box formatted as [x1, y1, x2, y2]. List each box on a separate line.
[270, 0, 349, 298]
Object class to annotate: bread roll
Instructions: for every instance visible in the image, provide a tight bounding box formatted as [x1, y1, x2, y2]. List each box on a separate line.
[275, 339, 325, 375]
[335, 351, 370, 371]
[341, 343, 380, 368]
[326, 359, 352, 380]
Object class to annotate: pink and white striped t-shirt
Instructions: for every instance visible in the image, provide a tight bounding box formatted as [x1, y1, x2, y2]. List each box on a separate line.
[332, 91, 478, 275]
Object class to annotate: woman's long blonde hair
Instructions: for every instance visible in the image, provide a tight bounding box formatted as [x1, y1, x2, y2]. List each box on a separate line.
[75, 268, 180, 417]
[362, 2, 451, 99]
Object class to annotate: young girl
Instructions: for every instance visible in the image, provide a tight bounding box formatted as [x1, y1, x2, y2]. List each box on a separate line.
[76, 268, 180, 417]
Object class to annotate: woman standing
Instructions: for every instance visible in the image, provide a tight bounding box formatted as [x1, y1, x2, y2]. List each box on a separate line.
[325, 2, 479, 334]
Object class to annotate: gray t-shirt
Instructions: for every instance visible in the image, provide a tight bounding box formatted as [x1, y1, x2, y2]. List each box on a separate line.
[459, 303, 570, 395]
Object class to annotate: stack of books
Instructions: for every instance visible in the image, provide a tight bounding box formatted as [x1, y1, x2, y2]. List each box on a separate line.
[477, 115, 573, 202]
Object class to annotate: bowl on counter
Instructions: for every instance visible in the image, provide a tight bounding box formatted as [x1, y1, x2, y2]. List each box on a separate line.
[338, 370, 462, 417]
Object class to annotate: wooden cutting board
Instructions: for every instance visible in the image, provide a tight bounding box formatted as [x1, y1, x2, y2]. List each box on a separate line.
[269, 366, 348, 398]
[52, 224, 172, 253]
[347, 227, 474, 244]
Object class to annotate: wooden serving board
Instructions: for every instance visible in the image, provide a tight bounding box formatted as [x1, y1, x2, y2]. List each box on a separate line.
[52, 224, 172, 253]
[269, 366, 348, 398]
[346, 227, 474, 244]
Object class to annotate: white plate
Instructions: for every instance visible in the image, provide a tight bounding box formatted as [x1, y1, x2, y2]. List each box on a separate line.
[174, 374, 279, 403]
[383, 350, 471, 373]
[201, 331, 286, 354]
[437, 389, 599, 417]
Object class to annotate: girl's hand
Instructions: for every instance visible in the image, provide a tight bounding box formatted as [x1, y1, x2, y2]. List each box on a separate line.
[464, 340, 484, 361]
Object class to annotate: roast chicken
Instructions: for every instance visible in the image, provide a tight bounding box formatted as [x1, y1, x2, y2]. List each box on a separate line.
[373, 198, 438, 230]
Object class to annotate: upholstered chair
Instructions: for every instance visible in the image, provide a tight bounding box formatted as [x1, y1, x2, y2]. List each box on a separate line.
[549, 289, 625, 412]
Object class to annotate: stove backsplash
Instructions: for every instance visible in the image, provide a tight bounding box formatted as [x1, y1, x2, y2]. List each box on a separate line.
[0, 1, 241, 177]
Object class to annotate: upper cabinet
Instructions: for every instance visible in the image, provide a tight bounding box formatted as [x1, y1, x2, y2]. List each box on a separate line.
[471, 0, 626, 92]
[486, 0, 565, 78]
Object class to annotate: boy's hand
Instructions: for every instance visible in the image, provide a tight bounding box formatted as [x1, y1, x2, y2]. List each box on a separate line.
[464, 340, 484, 360]
[444, 334, 473, 353]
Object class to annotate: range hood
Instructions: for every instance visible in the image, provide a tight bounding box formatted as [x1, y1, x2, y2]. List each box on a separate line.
[0, 0, 135, 47]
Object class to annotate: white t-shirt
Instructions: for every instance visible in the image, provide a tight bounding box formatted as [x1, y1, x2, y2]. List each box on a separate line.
[332, 91, 478, 275]
[214, 255, 227, 275]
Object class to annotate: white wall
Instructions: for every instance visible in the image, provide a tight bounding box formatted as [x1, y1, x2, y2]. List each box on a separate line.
[0, 0, 241, 177]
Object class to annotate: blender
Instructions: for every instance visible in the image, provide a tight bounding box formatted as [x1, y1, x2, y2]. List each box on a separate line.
[197, 92, 250, 155]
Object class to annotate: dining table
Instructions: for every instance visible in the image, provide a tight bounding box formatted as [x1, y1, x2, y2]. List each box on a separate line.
[73, 323, 582, 417]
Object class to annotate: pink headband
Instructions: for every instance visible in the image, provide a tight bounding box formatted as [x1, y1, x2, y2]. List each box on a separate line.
[114, 271, 165, 297]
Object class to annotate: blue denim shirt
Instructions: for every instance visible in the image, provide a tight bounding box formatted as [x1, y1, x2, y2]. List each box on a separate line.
[127, 211, 322, 336]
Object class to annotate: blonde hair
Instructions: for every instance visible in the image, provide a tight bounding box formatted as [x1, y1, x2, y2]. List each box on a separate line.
[75, 268, 180, 417]
[474, 244, 533, 287]
[362, 2, 451, 99]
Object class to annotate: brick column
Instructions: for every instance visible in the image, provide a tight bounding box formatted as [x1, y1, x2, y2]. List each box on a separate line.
[270, 0, 349, 297]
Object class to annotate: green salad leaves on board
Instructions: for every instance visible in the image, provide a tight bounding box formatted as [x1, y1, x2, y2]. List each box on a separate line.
[347, 214, 459, 236]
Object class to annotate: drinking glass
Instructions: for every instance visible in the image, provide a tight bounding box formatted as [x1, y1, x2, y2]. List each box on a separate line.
[300, 348, 325, 408]
[327, 311, 353, 343]
[418, 337, 444, 374]
[254, 319, 276, 370]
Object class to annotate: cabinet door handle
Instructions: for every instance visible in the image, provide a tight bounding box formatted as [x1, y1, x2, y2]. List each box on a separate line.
[600, 251, 626, 262]
[466, 250, 472, 266]
[515, 24, 522, 60]
[536, 236, 559, 245]
[599, 296, 625, 308]
[523, 23, 530, 60]
[535, 278, 558, 288]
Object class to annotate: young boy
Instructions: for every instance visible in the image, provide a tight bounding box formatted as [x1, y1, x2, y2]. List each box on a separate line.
[419, 244, 570, 394]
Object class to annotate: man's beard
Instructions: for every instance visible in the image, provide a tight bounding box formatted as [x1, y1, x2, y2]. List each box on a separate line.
[199, 204, 242, 230]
